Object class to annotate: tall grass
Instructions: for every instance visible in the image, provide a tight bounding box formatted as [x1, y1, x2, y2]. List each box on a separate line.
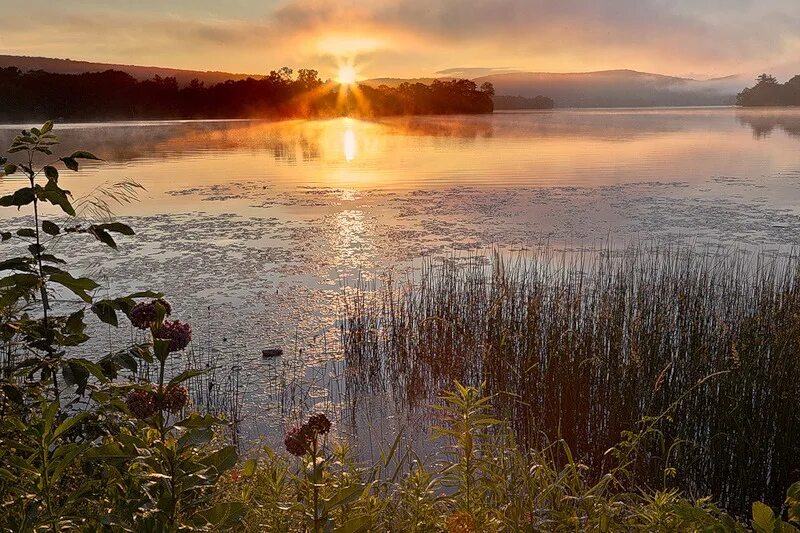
[340, 244, 800, 513]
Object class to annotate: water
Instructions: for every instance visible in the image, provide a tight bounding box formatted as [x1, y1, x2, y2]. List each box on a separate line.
[2, 107, 800, 444]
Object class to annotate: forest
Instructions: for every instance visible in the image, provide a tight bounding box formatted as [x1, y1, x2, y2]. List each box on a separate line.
[736, 73, 800, 106]
[0, 66, 495, 121]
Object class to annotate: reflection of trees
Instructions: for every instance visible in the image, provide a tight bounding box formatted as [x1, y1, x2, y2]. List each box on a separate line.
[736, 112, 800, 139]
[0, 121, 324, 165]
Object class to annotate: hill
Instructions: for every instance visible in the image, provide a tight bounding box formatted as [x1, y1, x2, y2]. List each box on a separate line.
[1, 56, 742, 108]
[474, 70, 738, 107]
[0, 55, 262, 86]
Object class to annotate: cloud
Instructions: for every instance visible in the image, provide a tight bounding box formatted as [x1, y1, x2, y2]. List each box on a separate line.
[0, 0, 798, 78]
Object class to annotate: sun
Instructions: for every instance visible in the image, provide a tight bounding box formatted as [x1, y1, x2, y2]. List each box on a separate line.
[337, 65, 358, 85]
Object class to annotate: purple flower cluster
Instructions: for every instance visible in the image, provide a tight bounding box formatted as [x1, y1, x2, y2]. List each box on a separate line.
[129, 299, 172, 330]
[284, 427, 310, 456]
[126, 387, 159, 419]
[125, 384, 190, 419]
[307, 413, 332, 434]
[156, 320, 192, 352]
[283, 413, 332, 457]
[163, 385, 189, 412]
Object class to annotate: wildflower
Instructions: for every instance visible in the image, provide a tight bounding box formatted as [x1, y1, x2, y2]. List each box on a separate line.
[129, 299, 172, 329]
[306, 413, 332, 435]
[162, 385, 189, 412]
[156, 320, 192, 351]
[126, 387, 158, 419]
[284, 426, 311, 456]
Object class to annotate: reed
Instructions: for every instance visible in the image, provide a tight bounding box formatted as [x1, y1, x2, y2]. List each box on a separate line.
[340, 243, 800, 512]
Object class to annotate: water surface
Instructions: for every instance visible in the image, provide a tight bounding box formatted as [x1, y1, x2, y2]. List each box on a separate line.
[2, 107, 800, 443]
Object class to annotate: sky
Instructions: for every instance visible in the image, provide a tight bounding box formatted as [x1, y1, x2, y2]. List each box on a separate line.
[0, 0, 799, 80]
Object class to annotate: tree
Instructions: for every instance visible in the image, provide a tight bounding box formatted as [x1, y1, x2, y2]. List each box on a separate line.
[756, 73, 778, 86]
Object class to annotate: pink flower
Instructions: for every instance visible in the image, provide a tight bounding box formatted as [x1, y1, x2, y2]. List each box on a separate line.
[163, 385, 189, 412]
[129, 299, 172, 329]
[126, 387, 158, 419]
[284, 427, 311, 456]
[306, 413, 332, 435]
[156, 320, 192, 351]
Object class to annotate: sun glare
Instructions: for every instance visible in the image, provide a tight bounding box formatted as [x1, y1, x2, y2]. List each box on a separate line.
[337, 65, 358, 85]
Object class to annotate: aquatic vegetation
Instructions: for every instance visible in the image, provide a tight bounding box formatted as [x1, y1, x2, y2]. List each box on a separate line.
[220, 383, 800, 532]
[340, 247, 800, 513]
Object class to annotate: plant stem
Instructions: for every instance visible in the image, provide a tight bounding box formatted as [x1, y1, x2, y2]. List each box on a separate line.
[28, 152, 59, 401]
[312, 436, 320, 533]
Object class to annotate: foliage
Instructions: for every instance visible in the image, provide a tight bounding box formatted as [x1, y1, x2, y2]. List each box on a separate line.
[0, 67, 494, 121]
[737, 73, 800, 106]
[340, 249, 800, 513]
[219, 382, 800, 532]
[0, 122, 241, 531]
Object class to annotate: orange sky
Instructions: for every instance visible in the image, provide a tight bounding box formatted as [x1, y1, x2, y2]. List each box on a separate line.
[1, 0, 799, 80]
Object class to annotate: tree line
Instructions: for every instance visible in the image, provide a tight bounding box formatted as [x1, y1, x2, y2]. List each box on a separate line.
[0, 66, 494, 121]
[736, 73, 800, 106]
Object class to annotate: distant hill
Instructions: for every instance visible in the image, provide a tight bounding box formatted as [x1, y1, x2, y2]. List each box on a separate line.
[474, 70, 739, 107]
[1, 56, 743, 108]
[0, 55, 262, 86]
[493, 95, 554, 110]
[361, 77, 445, 87]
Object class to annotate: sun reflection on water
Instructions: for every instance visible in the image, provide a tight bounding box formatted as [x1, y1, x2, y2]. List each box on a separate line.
[343, 126, 357, 162]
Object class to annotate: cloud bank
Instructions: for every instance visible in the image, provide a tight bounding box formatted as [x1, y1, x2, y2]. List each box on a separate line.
[1, 0, 798, 79]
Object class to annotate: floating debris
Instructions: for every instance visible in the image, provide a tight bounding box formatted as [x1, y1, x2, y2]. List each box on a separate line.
[262, 348, 283, 358]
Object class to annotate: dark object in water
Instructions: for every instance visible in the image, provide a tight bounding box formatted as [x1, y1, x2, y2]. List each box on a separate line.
[262, 348, 283, 358]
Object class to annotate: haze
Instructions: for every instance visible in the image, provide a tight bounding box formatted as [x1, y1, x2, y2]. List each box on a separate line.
[1, 0, 798, 80]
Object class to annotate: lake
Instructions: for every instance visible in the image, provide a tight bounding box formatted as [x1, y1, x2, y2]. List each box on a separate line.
[2, 107, 800, 447]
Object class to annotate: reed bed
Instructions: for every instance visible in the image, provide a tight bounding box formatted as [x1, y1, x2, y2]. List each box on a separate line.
[340, 243, 800, 513]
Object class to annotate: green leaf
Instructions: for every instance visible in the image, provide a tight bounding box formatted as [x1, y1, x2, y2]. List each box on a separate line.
[44, 166, 58, 181]
[16, 228, 35, 238]
[70, 150, 101, 160]
[91, 300, 119, 326]
[174, 413, 224, 429]
[334, 515, 371, 533]
[242, 458, 257, 477]
[1, 384, 23, 404]
[200, 446, 238, 473]
[0, 272, 39, 289]
[0, 257, 34, 272]
[752, 501, 776, 533]
[52, 412, 89, 440]
[3, 164, 16, 175]
[324, 484, 364, 513]
[168, 368, 205, 387]
[178, 427, 214, 449]
[96, 222, 134, 235]
[191, 503, 245, 528]
[42, 220, 60, 235]
[1, 232, 11, 241]
[62, 361, 89, 393]
[85, 442, 136, 461]
[65, 309, 86, 334]
[61, 157, 78, 171]
[49, 272, 99, 302]
[89, 226, 117, 249]
[153, 337, 171, 363]
[37, 183, 75, 216]
[0, 187, 35, 209]
[40, 121, 53, 134]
